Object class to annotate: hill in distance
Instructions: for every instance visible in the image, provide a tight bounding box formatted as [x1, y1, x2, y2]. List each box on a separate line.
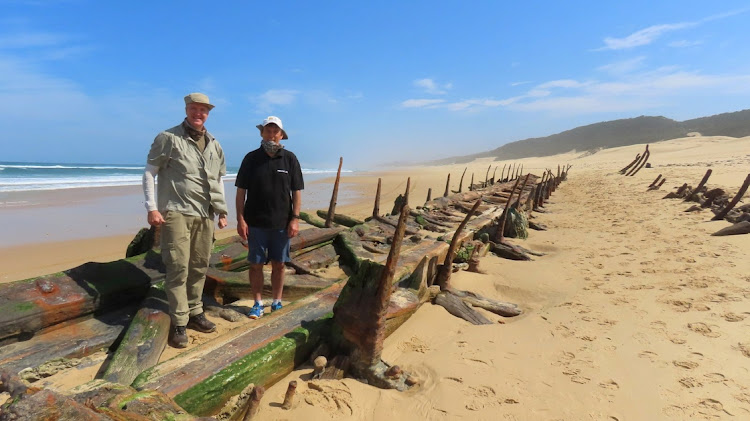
[432, 109, 750, 165]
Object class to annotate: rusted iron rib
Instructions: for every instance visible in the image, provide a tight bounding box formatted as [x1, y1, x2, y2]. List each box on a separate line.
[619, 153, 641, 174]
[712, 174, 750, 221]
[372, 177, 381, 218]
[436, 199, 482, 291]
[443, 173, 450, 197]
[325, 157, 344, 227]
[685, 169, 712, 202]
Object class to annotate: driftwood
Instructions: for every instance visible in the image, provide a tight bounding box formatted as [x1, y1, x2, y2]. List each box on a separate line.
[711, 221, 750, 236]
[490, 241, 532, 261]
[434, 292, 492, 325]
[448, 289, 521, 317]
[712, 174, 750, 221]
[325, 157, 344, 227]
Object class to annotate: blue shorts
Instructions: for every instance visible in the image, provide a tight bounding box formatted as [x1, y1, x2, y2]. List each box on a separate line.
[247, 227, 291, 264]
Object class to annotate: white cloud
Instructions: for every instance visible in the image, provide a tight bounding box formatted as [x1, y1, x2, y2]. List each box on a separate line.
[596, 9, 749, 51]
[597, 57, 646, 75]
[0, 31, 68, 49]
[257, 89, 299, 106]
[414, 78, 452, 95]
[510, 81, 531, 87]
[399, 68, 750, 114]
[668, 40, 703, 48]
[599, 22, 696, 51]
[401, 98, 446, 108]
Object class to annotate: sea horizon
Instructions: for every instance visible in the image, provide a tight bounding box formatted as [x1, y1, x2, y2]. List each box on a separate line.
[0, 161, 354, 193]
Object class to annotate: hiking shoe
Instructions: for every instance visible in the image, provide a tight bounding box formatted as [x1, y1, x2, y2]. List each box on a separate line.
[168, 325, 188, 348]
[187, 312, 216, 333]
[271, 302, 283, 312]
[247, 303, 264, 319]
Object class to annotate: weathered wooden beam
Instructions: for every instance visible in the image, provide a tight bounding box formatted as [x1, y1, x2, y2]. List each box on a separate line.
[711, 221, 750, 236]
[0, 305, 134, 375]
[373, 177, 381, 218]
[316, 210, 364, 227]
[434, 292, 492, 325]
[712, 174, 750, 221]
[101, 284, 170, 386]
[513, 173, 532, 208]
[619, 153, 641, 174]
[425, 187, 432, 204]
[458, 167, 466, 193]
[648, 174, 663, 189]
[626, 145, 648, 176]
[0, 257, 158, 343]
[299, 211, 326, 228]
[436, 199, 482, 291]
[204, 268, 336, 304]
[497, 176, 522, 243]
[685, 169, 712, 202]
[325, 157, 344, 228]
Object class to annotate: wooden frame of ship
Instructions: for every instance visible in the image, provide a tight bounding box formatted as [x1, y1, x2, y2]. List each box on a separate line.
[0, 159, 572, 420]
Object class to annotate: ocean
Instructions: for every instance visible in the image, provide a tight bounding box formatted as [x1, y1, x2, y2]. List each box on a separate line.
[0, 161, 358, 246]
[0, 161, 351, 193]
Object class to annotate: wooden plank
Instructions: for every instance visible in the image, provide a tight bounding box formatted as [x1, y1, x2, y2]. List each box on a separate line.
[204, 268, 337, 304]
[0, 305, 135, 375]
[0, 257, 160, 343]
[101, 284, 170, 386]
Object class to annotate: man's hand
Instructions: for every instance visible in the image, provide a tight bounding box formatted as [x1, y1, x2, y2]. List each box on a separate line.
[237, 218, 248, 241]
[287, 218, 299, 238]
[147, 210, 165, 226]
[218, 214, 228, 229]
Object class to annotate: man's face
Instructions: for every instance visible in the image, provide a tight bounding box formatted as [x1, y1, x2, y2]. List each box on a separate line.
[261, 124, 284, 143]
[185, 103, 210, 129]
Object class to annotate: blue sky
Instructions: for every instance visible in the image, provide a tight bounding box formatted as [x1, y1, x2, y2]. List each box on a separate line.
[2, 1, 750, 169]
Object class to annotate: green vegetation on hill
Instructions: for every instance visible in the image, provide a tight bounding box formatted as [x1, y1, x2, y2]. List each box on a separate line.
[432, 109, 750, 164]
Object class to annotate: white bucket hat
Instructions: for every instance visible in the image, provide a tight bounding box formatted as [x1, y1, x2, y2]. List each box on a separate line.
[256, 116, 288, 139]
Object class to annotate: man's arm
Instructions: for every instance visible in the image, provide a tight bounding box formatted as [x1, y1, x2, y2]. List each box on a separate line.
[143, 164, 165, 226]
[217, 177, 227, 229]
[287, 190, 301, 238]
[236, 187, 248, 240]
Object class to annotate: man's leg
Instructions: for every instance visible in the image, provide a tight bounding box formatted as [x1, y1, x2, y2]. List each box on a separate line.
[184, 215, 216, 333]
[269, 228, 291, 311]
[160, 211, 190, 347]
[270, 261, 285, 302]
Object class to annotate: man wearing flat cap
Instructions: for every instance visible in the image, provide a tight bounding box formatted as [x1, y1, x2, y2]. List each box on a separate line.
[143, 93, 228, 348]
[235, 116, 304, 319]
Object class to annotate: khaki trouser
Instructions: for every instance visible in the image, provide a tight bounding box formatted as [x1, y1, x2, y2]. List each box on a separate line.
[160, 211, 214, 326]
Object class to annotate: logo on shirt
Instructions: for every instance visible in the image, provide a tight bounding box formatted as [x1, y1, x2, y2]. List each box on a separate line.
[277, 169, 289, 174]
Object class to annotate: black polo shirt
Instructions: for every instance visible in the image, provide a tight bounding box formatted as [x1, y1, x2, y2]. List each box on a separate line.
[235, 147, 304, 229]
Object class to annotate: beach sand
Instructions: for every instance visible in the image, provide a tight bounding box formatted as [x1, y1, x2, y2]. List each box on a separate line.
[2, 135, 750, 419]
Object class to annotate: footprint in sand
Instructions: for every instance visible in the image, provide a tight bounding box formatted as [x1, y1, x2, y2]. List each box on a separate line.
[679, 377, 703, 388]
[666, 300, 692, 312]
[723, 312, 745, 322]
[703, 373, 727, 383]
[599, 379, 619, 390]
[693, 303, 711, 311]
[673, 360, 699, 369]
[570, 375, 591, 384]
[735, 342, 750, 358]
[638, 351, 658, 362]
[687, 322, 721, 338]
[303, 380, 354, 417]
[397, 336, 430, 353]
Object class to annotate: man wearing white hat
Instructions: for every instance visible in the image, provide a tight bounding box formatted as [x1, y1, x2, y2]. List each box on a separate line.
[143, 93, 228, 347]
[235, 116, 304, 319]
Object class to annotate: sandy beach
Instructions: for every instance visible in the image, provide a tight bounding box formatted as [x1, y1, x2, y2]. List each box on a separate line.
[2, 135, 750, 419]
